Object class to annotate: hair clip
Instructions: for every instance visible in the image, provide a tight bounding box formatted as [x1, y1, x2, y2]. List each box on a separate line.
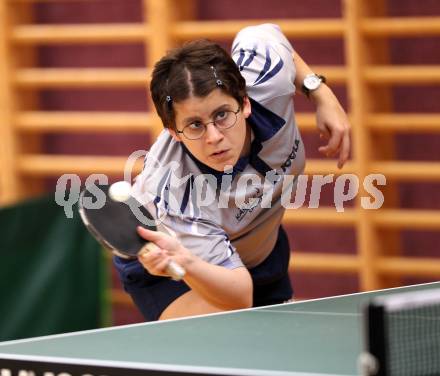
[210, 66, 223, 87]
[165, 95, 173, 110]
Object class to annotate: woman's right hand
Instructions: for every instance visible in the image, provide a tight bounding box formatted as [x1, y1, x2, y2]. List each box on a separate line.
[136, 226, 193, 277]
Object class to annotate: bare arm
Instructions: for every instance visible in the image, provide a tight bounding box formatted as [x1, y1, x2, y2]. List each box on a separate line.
[137, 226, 253, 311]
[293, 52, 351, 169]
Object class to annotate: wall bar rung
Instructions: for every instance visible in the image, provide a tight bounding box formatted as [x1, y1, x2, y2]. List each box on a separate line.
[12, 24, 149, 44]
[365, 66, 440, 84]
[379, 257, 440, 277]
[362, 17, 440, 37]
[16, 111, 157, 133]
[15, 68, 150, 88]
[368, 113, 440, 133]
[372, 209, 440, 230]
[172, 19, 345, 40]
[372, 161, 440, 181]
[18, 154, 143, 176]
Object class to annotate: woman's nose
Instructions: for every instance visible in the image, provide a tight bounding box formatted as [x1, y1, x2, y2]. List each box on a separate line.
[204, 123, 224, 144]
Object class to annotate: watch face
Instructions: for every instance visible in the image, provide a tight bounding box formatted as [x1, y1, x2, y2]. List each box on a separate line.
[304, 75, 321, 91]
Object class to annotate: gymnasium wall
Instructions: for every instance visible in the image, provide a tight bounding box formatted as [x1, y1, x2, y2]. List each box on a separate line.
[2, 0, 439, 324]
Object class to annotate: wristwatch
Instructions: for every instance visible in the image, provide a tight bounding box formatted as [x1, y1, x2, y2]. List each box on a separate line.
[301, 73, 326, 97]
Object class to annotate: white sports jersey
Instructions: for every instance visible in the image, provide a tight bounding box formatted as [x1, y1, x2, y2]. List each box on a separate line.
[132, 24, 305, 269]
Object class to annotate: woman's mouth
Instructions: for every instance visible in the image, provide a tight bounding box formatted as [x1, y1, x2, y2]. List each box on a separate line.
[210, 149, 230, 160]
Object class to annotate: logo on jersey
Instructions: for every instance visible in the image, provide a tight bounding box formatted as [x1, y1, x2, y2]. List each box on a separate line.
[281, 138, 301, 173]
[235, 186, 264, 222]
[235, 45, 284, 86]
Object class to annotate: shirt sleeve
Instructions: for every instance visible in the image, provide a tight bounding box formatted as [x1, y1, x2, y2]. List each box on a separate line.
[130, 147, 244, 271]
[231, 23, 296, 104]
[157, 212, 244, 270]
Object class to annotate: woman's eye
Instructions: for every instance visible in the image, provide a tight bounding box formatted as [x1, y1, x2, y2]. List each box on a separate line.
[188, 122, 203, 130]
[215, 111, 227, 121]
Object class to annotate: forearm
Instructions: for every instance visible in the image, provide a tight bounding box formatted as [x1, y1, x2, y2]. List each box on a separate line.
[137, 226, 253, 311]
[182, 256, 253, 310]
[292, 51, 351, 168]
[293, 52, 335, 106]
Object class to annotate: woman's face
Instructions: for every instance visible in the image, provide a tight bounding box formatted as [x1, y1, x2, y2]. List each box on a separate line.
[169, 89, 252, 172]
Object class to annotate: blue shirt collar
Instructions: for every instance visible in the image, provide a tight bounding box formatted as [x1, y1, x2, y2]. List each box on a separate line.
[247, 97, 285, 142]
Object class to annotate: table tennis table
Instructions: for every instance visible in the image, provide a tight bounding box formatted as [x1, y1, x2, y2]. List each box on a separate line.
[0, 281, 438, 376]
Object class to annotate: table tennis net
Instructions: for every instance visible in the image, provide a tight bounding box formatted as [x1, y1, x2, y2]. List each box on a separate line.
[363, 287, 440, 376]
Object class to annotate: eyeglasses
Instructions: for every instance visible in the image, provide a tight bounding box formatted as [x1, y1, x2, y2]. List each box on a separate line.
[176, 107, 241, 140]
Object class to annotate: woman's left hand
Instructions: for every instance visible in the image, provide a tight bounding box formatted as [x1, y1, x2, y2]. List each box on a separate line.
[312, 85, 351, 169]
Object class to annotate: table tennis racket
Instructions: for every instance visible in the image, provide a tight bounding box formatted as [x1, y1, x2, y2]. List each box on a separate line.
[78, 182, 186, 281]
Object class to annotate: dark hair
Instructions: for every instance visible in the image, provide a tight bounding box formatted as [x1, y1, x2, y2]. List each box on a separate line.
[150, 39, 247, 131]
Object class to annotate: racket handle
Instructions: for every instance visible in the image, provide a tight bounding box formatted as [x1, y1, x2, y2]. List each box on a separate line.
[166, 261, 186, 281]
[141, 242, 186, 281]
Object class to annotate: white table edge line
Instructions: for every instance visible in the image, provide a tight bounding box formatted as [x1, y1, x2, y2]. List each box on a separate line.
[0, 353, 353, 376]
[252, 310, 360, 317]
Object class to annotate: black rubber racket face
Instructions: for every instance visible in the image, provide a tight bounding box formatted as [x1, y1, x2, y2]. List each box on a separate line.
[78, 184, 157, 258]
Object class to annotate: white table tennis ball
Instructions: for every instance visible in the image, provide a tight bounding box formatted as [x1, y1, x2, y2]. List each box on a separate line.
[109, 181, 132, 202]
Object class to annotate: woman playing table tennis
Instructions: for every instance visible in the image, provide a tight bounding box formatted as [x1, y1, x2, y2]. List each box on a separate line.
[114, 23, 350, 321]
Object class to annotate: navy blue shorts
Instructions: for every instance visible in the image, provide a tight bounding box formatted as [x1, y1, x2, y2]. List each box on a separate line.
[113, 226, 292, 321]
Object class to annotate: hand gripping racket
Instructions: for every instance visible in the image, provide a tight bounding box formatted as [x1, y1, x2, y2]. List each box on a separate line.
[78, 182, 186, 281]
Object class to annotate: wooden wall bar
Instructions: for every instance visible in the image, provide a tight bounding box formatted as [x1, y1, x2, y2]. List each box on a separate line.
[1, 0, 439, 309]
